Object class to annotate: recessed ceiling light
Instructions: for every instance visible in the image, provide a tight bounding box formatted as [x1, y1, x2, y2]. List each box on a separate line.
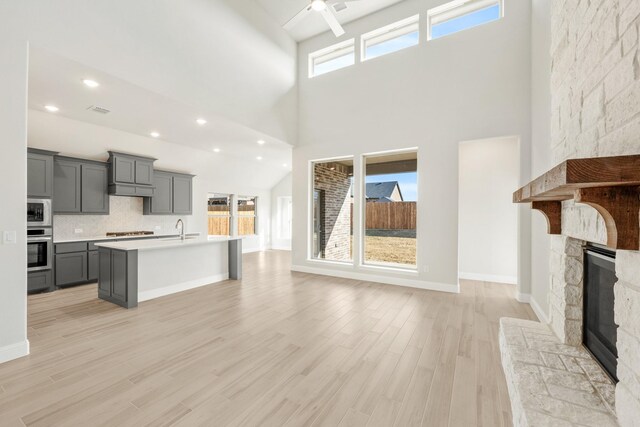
[196, 118, 207, 126]
[44, 105, 59, 113]
[257, 156, 263, 160]
[257, 139, 266, 145]
[213, 148, 221, 153]
[150, 132, 160, 138]
[311, 0, 327, 11]
[283, 163, 288, 167]
[82, 79, 100, 88]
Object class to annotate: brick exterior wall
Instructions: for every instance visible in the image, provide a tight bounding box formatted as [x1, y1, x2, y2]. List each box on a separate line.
[550, 1, 640, 424]
[314, 163, 352, 261]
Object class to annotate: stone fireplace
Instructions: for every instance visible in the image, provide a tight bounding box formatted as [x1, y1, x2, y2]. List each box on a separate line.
[499, 1, 640, 425]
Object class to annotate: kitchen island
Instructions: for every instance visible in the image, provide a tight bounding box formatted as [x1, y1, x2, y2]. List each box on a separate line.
[94, 236, 242, 308]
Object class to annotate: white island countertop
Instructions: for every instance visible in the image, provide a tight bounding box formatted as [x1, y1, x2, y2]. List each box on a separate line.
[94, 235, 240, 252]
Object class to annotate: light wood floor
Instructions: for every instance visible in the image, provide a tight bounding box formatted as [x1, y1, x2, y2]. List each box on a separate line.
[1, 251, 536, 426]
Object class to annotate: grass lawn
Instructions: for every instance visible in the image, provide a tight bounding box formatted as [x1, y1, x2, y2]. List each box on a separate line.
[363, 235, 416, 266]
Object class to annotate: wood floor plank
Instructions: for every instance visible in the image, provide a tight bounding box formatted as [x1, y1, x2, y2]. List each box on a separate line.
[0, 250, 536, 426]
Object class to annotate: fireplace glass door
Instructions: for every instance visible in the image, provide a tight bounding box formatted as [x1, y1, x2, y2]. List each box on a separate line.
[584, 247, 618, 382]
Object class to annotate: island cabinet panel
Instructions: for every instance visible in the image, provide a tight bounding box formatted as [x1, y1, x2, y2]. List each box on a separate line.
[28, 150, 55, 198]
[98, 248, 138, 309]
[113, 156, 135, 184]
[88, 250, 99, 282]
[54, 159, 82, 213]
[98, 248, 111, 295]
[81, 163, 109, 214]
[172, 175, 193, 215]
[55, 252, 88, 286]
[143, 171, 173, 214]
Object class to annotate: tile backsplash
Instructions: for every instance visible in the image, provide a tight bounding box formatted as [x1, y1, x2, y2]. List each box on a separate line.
[54, 196, 192, 240]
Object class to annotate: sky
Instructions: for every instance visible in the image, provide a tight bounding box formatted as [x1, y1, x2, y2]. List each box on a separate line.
[366, 172, 417, 201]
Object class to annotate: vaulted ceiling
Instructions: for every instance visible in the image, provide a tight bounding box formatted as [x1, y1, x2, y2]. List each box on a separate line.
[256, 0, 407, 41]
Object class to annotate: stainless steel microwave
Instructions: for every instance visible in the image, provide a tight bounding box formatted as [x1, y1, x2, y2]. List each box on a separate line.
[27, 198, 52, 227]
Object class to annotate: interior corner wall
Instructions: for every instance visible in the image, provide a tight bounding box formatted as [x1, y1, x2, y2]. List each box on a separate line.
[530, 0, 552, 321]
[270, 173, 292, 250]
[293, 0, 532, 291]
[0, 4, 29, 362]
[459, 137, 520, 285]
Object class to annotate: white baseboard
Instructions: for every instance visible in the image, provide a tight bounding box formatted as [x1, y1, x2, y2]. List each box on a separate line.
[139, 273, 229, 302]
[529, 296, 550, 324]
[291, 264, 459, 294]
[459, 272, 518, 285]
[516, 292, 531, 303]
[271, 246, 291, 251]
[0, 340, 30, 364]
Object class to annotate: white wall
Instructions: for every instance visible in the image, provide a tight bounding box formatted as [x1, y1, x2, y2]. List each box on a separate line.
[0, 2, 29, 363]
[530, 0, 552, 322]
[292, 0, 532, 293]
[28, 111, 272, 253]
[459, 137, 520, 285]
[271, 173, 293, 250]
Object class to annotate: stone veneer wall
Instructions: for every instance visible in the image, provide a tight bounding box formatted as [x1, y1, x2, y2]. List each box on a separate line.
[550, 0, 640, 424]
[313, 163, 352, 261]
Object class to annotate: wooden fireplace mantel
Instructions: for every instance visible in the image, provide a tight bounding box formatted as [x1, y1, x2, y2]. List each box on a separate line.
[513, 155, 640, 250]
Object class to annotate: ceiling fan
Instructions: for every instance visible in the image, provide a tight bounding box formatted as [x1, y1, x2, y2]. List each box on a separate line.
[284, 0, 362, 37]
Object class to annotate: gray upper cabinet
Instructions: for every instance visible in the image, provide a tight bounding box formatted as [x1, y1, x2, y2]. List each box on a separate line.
[54, 157, 110, 215]
[81, 163, 109, 214]
[54, 158, 82, 213]
[113, 156, 135, 184]
[143, 171, 173, 214]
[144, 171, 193, 215]
[108, 151, 156, 196]
[27, 149, 56, 198]
[135, 160, 154, 185]
[173, 174, 193, 215]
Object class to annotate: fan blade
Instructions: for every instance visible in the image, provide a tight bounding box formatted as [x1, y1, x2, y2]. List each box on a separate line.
[320, 6, 345, 37]
[283, 5, 312, 30]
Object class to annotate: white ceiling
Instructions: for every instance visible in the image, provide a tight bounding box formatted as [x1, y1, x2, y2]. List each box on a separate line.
[256, 0, 407, 41]
[28, 48, 292, 182]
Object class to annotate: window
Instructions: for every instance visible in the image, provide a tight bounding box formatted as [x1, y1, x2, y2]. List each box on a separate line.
[362, 151, 417, 268]
[309, 39, 355, 78]
[427, 0, 502, 40]
[361, 15, 419, 61]
[311, 159, 354, 262]
[238, 196, 257, 236]
[208, 194, 231, 236]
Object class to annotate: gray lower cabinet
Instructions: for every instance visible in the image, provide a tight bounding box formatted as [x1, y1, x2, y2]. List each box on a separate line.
[143, 171, 193, 215]
[54, 159, 82, 213]
[54, 157, 109, 215]
[55, 251, 88, 286]
[28, 149, 56, 198]
[28, 270, 54, 293]
[81, 164, 109, 214]
[98, 248, 138, 309]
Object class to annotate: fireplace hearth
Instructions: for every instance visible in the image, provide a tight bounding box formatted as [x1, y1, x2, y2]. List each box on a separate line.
[584, 246, 618, 382]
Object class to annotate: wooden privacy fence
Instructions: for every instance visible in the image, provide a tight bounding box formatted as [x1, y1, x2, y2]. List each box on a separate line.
[208, 215, 255, 236]
[351, 202, 417, 230]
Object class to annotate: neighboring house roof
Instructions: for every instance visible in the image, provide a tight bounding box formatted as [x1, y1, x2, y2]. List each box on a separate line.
[365, 181, 403, 201]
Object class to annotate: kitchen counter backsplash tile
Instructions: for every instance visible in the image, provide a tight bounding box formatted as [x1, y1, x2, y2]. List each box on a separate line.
[54, 196, 191, 241]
